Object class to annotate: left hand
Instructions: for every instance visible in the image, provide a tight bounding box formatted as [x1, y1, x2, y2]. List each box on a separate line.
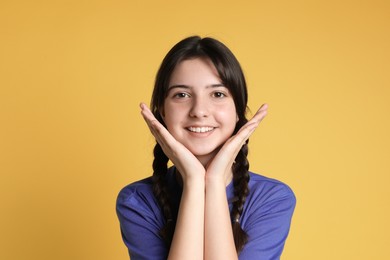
[205, 104, 268, 185]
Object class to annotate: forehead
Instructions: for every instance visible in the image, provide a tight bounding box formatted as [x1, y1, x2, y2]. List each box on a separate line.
[169, 57, 222, 86]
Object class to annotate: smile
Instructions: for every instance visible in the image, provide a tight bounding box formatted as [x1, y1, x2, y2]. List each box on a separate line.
[187, 126, 214, 133]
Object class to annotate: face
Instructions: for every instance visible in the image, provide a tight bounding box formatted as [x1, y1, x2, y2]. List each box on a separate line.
[162, 57, 238, 166]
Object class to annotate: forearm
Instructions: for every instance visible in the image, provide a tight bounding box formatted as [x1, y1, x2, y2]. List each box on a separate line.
[204, 178, 238, 260]
[168, 177, 205, 260]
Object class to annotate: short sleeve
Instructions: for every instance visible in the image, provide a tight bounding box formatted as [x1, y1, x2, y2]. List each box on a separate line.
[116, 184, 168, 260]
[239, 183, 296, 260]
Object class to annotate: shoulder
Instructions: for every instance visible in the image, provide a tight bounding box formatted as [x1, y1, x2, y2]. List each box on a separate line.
[117, 177, 153, 200]
[116, 176, 158, 214]
[245, 172, 296, 214]
[248, 172, 295, 201]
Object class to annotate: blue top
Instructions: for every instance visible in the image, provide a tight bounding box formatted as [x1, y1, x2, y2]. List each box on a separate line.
[116, 167, 296, 260]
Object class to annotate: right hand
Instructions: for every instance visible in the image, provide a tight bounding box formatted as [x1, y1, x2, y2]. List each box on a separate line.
[140, 103, 205, 182]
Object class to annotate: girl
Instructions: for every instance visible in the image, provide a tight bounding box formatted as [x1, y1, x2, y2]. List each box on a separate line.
[117, 36, 296, 260]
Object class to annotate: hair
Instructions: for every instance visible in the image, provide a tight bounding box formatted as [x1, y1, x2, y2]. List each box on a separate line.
[150, 36, 250, 253]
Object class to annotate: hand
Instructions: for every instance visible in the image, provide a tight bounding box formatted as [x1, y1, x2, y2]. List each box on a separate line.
[140, 103, 205, 182]
[205, 104, 268, 185]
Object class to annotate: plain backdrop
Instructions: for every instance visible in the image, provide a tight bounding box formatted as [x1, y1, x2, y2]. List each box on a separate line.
[1, 0, 389, 259]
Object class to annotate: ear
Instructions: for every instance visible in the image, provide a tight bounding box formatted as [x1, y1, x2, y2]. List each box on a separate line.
[236, 114, 239, 123]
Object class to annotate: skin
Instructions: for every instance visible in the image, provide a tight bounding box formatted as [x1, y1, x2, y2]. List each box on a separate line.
[140, 57, 268, 260]
[162, 58, 238, 168]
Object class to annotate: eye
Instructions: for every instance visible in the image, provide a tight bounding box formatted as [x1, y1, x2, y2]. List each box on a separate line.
[173, 92, 190, 98]
[212, 91, 227, 98]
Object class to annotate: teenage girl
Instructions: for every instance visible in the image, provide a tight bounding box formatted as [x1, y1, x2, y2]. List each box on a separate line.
[117, 36, 296, 260]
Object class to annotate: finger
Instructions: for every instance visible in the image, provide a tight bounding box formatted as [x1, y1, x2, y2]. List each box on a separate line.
[139, 104, 205, 177]
[140, 103, 158, 126]
[234, 104, 268, 136]
[140, 109, 159, 138]
[227, 124, 257, 153]
[139, 103, 169, 144]
[248, 103, 268, 124]
[139, 103, 167, 139]
[139, 103, 180, 154]
[225, 104, 268, 152]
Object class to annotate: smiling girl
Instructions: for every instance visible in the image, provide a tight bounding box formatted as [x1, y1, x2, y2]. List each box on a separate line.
[116, 36, 296, 260]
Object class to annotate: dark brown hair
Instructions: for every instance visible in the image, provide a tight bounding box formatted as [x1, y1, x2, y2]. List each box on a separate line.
[151, 36, 250, 253]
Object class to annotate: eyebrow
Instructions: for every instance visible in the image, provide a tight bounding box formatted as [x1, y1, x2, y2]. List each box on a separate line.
[168, 84, 225, 91]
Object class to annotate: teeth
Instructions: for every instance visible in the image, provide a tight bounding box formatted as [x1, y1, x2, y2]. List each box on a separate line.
[188, 127, 214, 133]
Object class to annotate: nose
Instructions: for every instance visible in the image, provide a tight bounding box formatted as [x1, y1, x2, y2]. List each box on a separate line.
[189, 97, 209, 118]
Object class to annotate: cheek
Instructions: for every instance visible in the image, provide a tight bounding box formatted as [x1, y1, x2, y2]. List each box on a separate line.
[162, 108, 184, 133]
[163, 115, 176, 132]
[162, 104, 174, 126]
[217, 109, 238, 129]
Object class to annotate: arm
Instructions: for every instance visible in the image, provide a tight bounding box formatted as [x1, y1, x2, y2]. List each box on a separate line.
[204, 104, 268, 260]
[169, 176, 204, 260]
[204, 177, 237, 259]
[140, 103, 205, 260]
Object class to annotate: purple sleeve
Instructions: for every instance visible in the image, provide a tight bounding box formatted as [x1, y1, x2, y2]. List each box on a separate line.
[116, 186, 168, 260]
[239, 185, 296, 260]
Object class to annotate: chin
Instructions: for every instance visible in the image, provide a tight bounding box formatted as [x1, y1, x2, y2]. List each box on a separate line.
[188, 146, 220, 159]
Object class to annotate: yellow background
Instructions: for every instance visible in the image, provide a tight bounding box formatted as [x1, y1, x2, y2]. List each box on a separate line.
[1, 0, 389, 259]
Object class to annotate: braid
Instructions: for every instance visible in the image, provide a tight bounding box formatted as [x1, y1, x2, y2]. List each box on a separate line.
[152, 143, 175, 247]
[231, 140, 250, 253]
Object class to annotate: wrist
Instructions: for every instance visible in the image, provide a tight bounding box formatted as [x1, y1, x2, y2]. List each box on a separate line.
[205, 174, 231, 188]
[182, 173, 205, 189]
[205, 166, 233, 186]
